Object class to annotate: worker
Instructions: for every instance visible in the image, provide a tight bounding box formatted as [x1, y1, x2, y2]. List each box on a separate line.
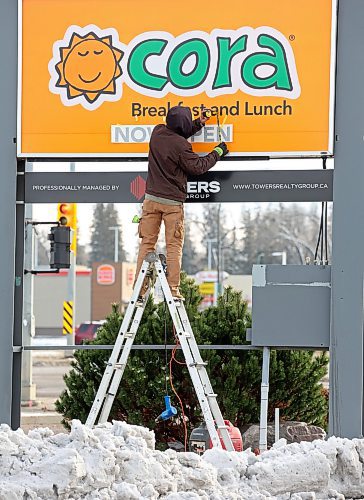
[135, 105, 229, 299]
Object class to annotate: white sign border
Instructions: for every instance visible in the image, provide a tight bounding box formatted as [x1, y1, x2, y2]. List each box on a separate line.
[17, 0, 337, 160]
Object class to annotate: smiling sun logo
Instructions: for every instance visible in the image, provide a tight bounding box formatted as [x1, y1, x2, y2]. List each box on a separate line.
[49, 25, 125, 110]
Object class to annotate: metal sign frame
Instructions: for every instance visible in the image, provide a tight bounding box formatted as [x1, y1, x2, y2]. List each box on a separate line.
[3, 0, 364, 443]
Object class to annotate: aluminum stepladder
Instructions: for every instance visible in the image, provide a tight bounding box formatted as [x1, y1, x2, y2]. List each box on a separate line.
[85, 252, 234, 451]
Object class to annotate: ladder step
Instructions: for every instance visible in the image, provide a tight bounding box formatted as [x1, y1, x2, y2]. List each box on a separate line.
[115, 363, 125, 369]
[217, 425, 229, 430]
[179, 332, 191, 338]
[206, 393, 217, 398]
[190, 362, 208, 367]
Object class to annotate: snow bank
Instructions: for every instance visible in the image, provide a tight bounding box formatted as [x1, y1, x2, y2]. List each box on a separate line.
[1, 420, 364, 499]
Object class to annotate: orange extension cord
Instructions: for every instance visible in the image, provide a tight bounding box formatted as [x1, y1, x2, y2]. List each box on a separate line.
[169, 330, 188, 452]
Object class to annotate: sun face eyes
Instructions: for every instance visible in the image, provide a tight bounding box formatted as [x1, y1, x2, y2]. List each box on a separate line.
[78, 50, 104, 57]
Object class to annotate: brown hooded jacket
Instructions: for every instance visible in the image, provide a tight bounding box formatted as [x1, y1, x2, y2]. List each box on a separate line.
[145, 106, 220, 202]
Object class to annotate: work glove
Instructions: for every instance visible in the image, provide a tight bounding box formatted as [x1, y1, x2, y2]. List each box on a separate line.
[213, 142, 229, 158]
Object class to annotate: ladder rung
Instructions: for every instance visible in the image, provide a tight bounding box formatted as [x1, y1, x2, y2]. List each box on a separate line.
[217, 425, 229, 430]
[190, 362, 208, 367]
[115, 363, 125, 369]
[206, 393, 217, 398]
[107, 392, 115, 397]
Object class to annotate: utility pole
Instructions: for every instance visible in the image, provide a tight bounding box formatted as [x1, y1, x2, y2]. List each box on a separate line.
[67, 162, 76, 346]
[109, 226, 119, 262]
[216, 204, 221, 294]
[206, 238, 217, 270]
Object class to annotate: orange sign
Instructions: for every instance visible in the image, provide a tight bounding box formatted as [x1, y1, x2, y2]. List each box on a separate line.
[96, 264, 115, 285]
[19, 0, 335, 158]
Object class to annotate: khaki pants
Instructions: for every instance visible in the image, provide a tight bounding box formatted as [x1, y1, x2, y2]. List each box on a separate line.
[135, 199, 184, 296]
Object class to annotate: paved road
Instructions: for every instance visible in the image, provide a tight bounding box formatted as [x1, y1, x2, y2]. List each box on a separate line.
[32, 361, 71, 400]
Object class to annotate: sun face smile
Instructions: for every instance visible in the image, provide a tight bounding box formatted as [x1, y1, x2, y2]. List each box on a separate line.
[78, 71, 102, 84]
[53, 30, 123, 104]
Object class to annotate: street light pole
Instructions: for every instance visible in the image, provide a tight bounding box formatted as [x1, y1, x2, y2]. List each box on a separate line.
[109, 226, 119, 262]
[272, 251, 287, 265]
[67, 162, 76, 348]
[22, 162, 36, 402]
[205, 238, 217, 270]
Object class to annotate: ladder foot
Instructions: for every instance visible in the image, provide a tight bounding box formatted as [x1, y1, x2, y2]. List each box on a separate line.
[173, 298, 185, 305]
[136, 296, 145, 306]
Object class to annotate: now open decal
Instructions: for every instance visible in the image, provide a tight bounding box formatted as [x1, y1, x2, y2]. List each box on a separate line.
[19, 0, 335, 158]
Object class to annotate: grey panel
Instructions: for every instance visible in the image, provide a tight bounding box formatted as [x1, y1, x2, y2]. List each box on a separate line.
[251, 265, 331, 348]
[34, 274, 91, 328]
[265, 265, 331, 285]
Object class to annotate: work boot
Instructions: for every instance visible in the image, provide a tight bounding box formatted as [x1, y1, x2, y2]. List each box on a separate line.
[135, 280, 149, 305]
[171, 287, 184, 301]
[136, 295, 145, 306]
[159, 254, 168, 275]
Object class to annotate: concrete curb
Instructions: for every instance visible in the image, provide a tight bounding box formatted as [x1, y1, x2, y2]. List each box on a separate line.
[21, 412, 62, 425]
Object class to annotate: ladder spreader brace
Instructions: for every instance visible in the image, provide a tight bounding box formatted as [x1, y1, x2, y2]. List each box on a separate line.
[85, 252, 234, 452]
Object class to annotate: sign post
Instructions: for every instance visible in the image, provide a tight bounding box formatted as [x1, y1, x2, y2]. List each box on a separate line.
[329, 0, 364, 438]
[0, 0, 18, 427]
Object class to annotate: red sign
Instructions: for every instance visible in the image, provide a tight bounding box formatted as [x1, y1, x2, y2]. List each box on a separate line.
[130, 175, 146, 200]
[97, 264, 115, 285]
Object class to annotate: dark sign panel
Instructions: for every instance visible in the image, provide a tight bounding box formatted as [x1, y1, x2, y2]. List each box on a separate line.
[24, 170, 333, 203]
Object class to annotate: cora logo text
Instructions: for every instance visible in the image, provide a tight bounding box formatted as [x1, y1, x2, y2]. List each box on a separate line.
[49, 24, 300, 111]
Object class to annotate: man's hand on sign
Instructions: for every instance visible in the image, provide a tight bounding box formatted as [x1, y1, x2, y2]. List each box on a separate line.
[214, 142, 229, 158]
[200, 108, 211, 125]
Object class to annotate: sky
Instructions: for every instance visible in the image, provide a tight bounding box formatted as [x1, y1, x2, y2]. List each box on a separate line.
[30, 158, 333, 261]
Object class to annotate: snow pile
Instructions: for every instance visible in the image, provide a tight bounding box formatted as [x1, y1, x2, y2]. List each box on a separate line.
[1, 421, 364, 499]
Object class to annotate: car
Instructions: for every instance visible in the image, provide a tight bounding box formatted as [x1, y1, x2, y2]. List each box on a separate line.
[75, 321, 105, 345]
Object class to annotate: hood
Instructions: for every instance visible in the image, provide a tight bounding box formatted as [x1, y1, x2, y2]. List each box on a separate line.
[166, 106, 193, 139]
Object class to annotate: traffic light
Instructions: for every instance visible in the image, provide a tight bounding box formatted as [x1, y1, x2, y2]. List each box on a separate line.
[57, 203, 77, 253]
[57, 203, 76, 229]
[48, 226, 71, 269]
